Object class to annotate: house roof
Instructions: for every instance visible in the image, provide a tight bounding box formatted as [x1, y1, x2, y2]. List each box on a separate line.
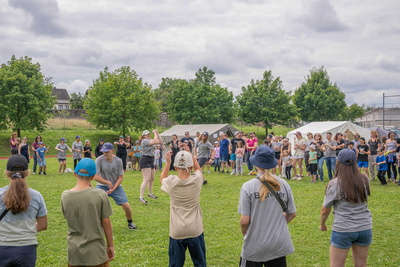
[52, 88, 70, 100]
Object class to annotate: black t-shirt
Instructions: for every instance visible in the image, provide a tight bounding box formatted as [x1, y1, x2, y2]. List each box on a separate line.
[357, 144, 369, 162]
[116, 143, 127, 154]
[368, 139, 381, 155]
[230, 138, 245, 154]
[181, 137, 195, 151]
[84, 146, 92, 158]
[336, 140, 345, 156]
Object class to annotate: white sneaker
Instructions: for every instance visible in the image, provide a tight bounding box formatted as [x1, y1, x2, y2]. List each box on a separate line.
[297, 177, 302, 180]
[230, 171, 236, 175]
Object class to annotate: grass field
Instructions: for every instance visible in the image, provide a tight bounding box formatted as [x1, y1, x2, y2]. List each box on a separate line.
[0, 157, 399, 266]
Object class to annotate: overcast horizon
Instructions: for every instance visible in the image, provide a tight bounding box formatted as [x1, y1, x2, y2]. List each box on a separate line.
[1, 0, 399, 108]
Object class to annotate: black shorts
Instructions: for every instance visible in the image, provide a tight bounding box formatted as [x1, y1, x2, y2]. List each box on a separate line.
[274, 152, 281, 160]
[139, 155, 154, 169]
[309, 163, 317, 175]
[198, 157, 208, 168]
[240, 256, 286, 267]
[58, 158, 66, 162]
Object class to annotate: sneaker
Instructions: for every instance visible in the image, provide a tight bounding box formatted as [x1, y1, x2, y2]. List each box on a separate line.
[203, 180, 208, 185]
[230, 171, 236, 175]
[128, 223, 137, 230]
[38, 172, 42, 175]
[226, 171, 230, 173]
[43, 172, 47, 175]
[207, 171, 210, 174]
[219, 171, 225, 174]
[33, 172, 36, 174]
[297, 177, 302, 180]
[148, 194, 158, 199]
[139, 197, 148, 204]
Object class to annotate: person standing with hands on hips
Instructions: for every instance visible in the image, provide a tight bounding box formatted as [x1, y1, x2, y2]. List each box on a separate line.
[160, 144, 206, 267]
[139, 129, 163, 204]
[94, 143, 137, 230]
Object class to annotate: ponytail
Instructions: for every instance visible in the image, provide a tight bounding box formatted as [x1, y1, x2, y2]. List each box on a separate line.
[4, 170, 31, 214]
[258, 171, 281, 201]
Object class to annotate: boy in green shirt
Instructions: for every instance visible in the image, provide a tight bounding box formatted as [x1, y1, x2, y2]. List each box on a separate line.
[61, 158, 114, 267]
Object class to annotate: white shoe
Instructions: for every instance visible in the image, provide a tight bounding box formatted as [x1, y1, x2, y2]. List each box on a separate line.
[230, 171, 236, 175]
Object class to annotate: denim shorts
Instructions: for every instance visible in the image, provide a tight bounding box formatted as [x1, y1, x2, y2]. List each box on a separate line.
[38, 158, 46, 167]
[331, 229, 372, 249]
[220, 154, 229, 162]
[96, 185, 128, 205]
[358, 161, 369, 168]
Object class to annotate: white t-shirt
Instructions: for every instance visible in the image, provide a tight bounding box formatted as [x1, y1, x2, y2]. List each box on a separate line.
[161, 170, 204, 239]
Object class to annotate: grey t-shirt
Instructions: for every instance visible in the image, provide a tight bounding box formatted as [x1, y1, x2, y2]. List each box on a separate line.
[325, 140, 337, 157]
[195, 141, 214, 158]
[95, 155, 124, 186]
[271, 142, 282, 153]
[72, 141, 83, 159]
[323, 178, 372, 232]
[305, 139, 315, 152]
[238, 176, 296, 262]
[56, 143, 70, 159]
[141, 139, 155, 157]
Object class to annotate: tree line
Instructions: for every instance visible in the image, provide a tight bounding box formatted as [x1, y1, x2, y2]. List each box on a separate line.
[0, 55, 365, 136]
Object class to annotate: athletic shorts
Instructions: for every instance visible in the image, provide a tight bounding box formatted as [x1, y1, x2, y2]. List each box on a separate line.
[58, 158, 66, 162]
[139, 155, 155, 169]
[220, 154, 229, 162]
[293, 155, 304, 159]
[331, 229, 372, 249]
[275, 152, 281, 160]
[230, 153, 236, 161]
[38, 158, 46, 167]
[198, 157, 208, 168]
[96, 185, 128, 205]
[358, 161, 369, 168]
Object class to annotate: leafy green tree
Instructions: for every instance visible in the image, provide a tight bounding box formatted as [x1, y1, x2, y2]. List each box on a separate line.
[340, 103, 366, 121]
[293, 66, 346, 122]
[84, 66, 159, 136]
[0, 55, 55, 137]
[69, 92, 86, 109]
[236, 70, 295, 135]
[153, 77, 186, 112]
[166, 67, 235, 124]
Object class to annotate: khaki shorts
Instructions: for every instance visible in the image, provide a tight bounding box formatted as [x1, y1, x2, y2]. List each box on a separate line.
[69, 261, 109, 267]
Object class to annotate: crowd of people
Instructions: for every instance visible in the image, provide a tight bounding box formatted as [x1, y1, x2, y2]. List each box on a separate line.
[1, 127, 399, 266]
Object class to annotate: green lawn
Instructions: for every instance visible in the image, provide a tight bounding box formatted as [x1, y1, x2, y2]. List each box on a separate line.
[0, 158, 399, 267]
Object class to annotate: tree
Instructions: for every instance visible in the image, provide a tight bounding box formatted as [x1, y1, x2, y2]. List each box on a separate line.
[236, 70, 295, 135]
[153, 77, 186, 112]
[293, 66, 346, 122]
[84, 66, 159, 136]
[0, 55, 55, 137]
[340, 103, 366, 121]
[69, 92, 86, 109]
[166, 67, 235, 124]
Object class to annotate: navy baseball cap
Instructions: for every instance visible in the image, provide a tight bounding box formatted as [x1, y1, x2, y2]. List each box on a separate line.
[100, 142, 114, 152]
[250, 145, 278, 169]
[337, 149, 357, 166]
[75, 135, 81, 139]
[7, 154, 28, 171]
[74, 158, 96, 177]
[60, 138, 66, 142]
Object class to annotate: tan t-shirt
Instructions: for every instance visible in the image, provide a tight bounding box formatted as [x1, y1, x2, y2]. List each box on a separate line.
[161, 170, 204, 239]
[294, 138, 305, 156]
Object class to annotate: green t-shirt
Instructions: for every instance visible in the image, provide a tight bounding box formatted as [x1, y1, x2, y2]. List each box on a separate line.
[61, 187, 113, 266]
[309, 151, 318, 164]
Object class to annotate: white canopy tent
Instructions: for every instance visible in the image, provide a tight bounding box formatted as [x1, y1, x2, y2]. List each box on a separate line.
[287, 121, 371, 153]
[160, 124, 238, 145]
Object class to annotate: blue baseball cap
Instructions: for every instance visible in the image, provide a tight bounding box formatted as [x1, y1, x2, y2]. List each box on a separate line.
[100, 142, 114, 152]
[337, 149, 357, 166]
[74, 158, 96, 177]
[250, 145, 278, 169]
[60, 138, 66, 142]
[75, 135, 81, 139]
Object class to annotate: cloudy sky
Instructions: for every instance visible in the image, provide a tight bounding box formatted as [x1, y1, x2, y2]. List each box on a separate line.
[1, 0, 399, 107]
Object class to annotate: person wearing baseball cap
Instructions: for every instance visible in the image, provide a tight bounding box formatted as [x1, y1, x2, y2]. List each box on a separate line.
[0, 155, 48, 266]
[238, 145, 297, 266]
[72, 135, 83, 170]
[229, 131, 245, 175]
[61, 158, 114, 266]
[194, 132, 215, 184]
[55, 138, 72, 174]
[160, 144, 206, 266]
[320, 149, 372, 267]
[94, 143, 137, 230]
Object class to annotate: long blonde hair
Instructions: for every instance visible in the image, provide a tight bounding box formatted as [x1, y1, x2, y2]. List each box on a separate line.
[4, 170, 31, 214]
[259, 171, 281, 201]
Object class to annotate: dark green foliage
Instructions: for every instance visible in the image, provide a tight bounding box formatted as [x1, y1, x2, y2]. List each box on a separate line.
[162, 67, 235, 124]
[340, 103, 366, 121]
[0, 55, 55, 136]
[293, 66, 346, 122]
[236, 70, 295, 135]
[84, 66, 159, 136]
[69, 92, 86, 109]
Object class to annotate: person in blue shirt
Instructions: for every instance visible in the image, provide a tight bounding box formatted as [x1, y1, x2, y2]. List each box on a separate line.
[374, 148, 388, 185]
[219, 133, 230, 173]
[36, 142, 49, 175]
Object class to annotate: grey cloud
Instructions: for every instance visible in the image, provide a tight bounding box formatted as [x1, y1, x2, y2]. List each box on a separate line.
[8, 0, 70, 37]
[297, 0, 348, 32]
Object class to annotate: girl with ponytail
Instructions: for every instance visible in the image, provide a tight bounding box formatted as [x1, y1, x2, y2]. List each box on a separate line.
[238, 145, 297, 267]
[0, 154, 48, 266]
